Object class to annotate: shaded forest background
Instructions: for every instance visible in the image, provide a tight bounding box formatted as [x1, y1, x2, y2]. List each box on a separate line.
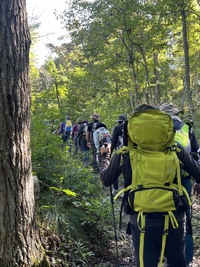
[28, 0, 200, 266]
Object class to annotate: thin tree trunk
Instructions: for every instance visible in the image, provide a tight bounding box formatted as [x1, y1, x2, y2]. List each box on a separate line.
[181, 6, 194, 113]
[121, 36, 139, 108]
[55, 81, 61, 109]
[153, 53, 161, 105]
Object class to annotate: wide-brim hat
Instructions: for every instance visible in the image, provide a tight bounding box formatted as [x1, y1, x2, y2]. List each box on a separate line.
[116, 114, 127, 122]
[76, 117, 82, 123]
[90, 113, 101, 120]
[160, 103, 184, 116]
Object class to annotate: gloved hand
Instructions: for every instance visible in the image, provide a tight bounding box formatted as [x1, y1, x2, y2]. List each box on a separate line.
[193, 183, 200, 198]
[100, 143, 111, 155]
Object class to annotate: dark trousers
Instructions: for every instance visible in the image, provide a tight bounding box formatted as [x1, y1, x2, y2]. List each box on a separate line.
[91, 144, 99, 171]
[131, 221, 187, 267]
[61, 132, 72, 152]
[182, 177, 193, 264]
[62, 132, 71, 142]
[80, 140, 89, 165]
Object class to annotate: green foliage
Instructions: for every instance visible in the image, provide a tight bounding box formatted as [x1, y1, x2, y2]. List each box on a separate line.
[30, 105, 113, 264]
[37, 155, 113, 265]
[29, 0, 200, 265]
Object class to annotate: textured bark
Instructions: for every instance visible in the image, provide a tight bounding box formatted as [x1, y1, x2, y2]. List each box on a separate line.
[0, 0, 45, 266]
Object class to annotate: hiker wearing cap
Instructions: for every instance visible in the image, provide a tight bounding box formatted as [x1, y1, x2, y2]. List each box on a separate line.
[72, 117, 82, 154]
[160, 102, 200, 266]
[86, 113, 101, 172]
[111, 114, 127, 195]
[160, 103, 199, 154]
[111, 115, 127, 153]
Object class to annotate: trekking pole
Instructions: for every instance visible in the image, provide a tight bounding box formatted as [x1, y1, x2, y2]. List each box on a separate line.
[109, 186, 120, 267]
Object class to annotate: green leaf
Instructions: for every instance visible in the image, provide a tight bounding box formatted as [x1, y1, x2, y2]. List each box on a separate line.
[62, 189, 76, 197]
[50, 186, 60, 192]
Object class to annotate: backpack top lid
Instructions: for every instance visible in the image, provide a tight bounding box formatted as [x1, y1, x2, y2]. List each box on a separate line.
[127, 109, 175, 151]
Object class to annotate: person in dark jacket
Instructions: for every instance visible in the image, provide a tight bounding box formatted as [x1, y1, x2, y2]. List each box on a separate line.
[72, 117, 82, 154]
[160, 102, 199, 266]
[111, 114, 127, 154]
[160, 102, 199, 191]
[111, 114, 127, 195]
[78, 120, 89, 165]
[86, 113, 101, 172]
[99, 104, 200, 267]
[58, 115, 73, 151]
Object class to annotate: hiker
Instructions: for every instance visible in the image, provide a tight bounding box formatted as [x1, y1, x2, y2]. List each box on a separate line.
[110, 114, 127, 195]
[99, 104, 200, 267]
[77, 120, 89, 165]
[160, 102, 199, 266]
[93, 123, 111, 153]
[58, 115, 73, 151]
[72, 117, 82, 154]
[86, 113, 101, 172]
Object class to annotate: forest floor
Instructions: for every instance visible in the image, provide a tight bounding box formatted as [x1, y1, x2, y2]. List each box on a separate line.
[99, 186, 200, 267]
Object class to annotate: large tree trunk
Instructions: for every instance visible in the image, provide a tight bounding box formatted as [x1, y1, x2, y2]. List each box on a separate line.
[0, 0, 46, 266]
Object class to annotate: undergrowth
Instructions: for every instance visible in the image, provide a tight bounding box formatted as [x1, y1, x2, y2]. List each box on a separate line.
[35, 149, 117, 266]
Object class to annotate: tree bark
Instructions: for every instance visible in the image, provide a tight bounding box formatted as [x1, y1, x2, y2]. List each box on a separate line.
[0, 0, 46, 266]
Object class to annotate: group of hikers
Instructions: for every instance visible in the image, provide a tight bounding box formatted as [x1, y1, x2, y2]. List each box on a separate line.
[58, 102, 200, 267]
[58, 113, 113, 171]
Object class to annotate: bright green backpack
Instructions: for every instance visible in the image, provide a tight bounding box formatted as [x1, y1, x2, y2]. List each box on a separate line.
[115, 109, 191, 267]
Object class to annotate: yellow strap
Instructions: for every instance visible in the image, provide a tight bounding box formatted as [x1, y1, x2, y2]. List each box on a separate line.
[116, 146, 129, 154]
[168, 211, 179, 229]
[138, 212, 145, 267]
[137, 212, 178, 267]
[172, 149, 183, 196]
[113, 188, 127, 200]
[158, 214, 169, 267]
[158, 212, 179, 267]
[130, 147, 139, 188]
